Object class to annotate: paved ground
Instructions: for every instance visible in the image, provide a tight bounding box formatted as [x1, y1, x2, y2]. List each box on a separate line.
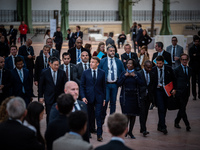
[18, 35, 200, 150]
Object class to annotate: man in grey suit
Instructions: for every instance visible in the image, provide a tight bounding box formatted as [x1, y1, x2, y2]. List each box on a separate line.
[59, 52, 76, 81]
[166, 36, 183, 69]
[106, 32, 115, 46]
[53, 111, 93, 150]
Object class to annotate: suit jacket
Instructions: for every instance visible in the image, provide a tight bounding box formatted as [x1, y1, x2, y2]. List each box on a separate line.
[95, 140, 132, 150]
[68, 47, 91, 64]
[98, 57, 125, 82]
[53, 133, 93, 150]
[121, 52, 141, 70]
[53, 31, 63, 45]
[34, 55, 47, 82]
[38, 68, 67, 105]
[0, 42, 9, 57]
[136, 28, 143, 42]
[75, 31, 83, 39]
[189, 44, 200, 71]
[45, 114, 70, 150]
[106, 37, 115, 46]
[74, 62, 88, 85]
[80, 68, 106, 104]
[18, 45, 35, 69]
[0, 119, 44, 150]
[174, 65, 192, 97]
[8, 28, 17, 38]
[152, 50, 172, 66]
[59, 63, 76, 81]
[166, 44, 183, 67]
[39, 48, 60, 60]
[67, 32, 75, 48]
[5, 55, 27, 70]
[0, 68, 11, 101]
[10, 68, 31, 99]
[130, 26, 137, 39]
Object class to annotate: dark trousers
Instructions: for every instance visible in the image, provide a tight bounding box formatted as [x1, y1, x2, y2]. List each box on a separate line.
[156, 88, 168, 129]
[175, 93, 190, 127]
[9, 37, 16, 45]
[127, 115, 136, 134]
[132, 38, 137, 53]
[87, 101, 102, 136]
[139, 95, 151, 132]
[27, 67, 34, 96]
[45, 104, 53, 125]
[56, 44, 62, 56]
[118, 39, 125, 48]
[191, 70, 200, 98]
[20, 34, 26, 45]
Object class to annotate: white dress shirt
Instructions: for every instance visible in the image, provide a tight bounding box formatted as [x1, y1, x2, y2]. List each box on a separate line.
[171, 45, 177, 63]
[82, 62, 90, 70]
[107, 57, 117, 82]
[72, 100, 81, 112]
[63, 64, 70, 81]
[91, 68, 98, 79]
[157, 66, 165, 87]
[158, 50, 164, 56]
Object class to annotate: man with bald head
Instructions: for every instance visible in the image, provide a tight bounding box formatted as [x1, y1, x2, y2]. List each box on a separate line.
[68, 38, 91, 64]
[0, 56, 11, 104]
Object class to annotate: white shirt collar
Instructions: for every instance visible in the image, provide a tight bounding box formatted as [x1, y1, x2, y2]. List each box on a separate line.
[111, 137, 125, 144]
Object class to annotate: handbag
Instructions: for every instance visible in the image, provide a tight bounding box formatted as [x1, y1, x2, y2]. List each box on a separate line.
[167, 96, 180, 110]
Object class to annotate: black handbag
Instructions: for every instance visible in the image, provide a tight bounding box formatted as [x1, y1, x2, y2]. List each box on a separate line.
[167, 96, 180, 110]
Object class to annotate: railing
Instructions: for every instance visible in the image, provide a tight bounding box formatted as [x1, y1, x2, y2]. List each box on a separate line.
[0, 10, 199, 22]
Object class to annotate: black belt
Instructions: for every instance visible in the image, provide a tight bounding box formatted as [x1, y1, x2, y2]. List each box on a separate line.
[107, 82, 117, 84]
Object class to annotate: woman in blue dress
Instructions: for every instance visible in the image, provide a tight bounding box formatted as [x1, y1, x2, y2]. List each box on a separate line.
[117, 58, 144, 139]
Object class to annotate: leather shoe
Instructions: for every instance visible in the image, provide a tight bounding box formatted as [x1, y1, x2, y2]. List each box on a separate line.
[143, 131, 149, 137]
[157, 128, 168, 134]
[186, 126, 191, 131]
[127, 132, 136, 139]
[174, 123, 181, 129]
[97, 135, 103, 142]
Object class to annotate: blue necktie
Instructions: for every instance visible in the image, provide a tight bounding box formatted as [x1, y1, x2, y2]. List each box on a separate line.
[77, 32, 79, 37]
[19, 70, 25, 93]
[111, 58, 114, 80]
[93, 70, 96, 83]
[77, 50, 81, 63]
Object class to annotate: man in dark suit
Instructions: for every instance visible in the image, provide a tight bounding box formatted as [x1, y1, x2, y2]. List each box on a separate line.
[53, 27, 63, 55]
[151, 56, 176, 134]
[138, 60, 153, 136]
[174, 54, 192, 131]
[66, 28, 75, 49]
[45, 93, 74, 150]
[0, 36, 9, 58]
[74, 25, 83, 39]
[10, 56, 32, 106]
[95, 113, 132, 150]
[80, 56, 106, 142]
[189, 35, 200, 100]
[106, 32, 115, 46]
[59, 52, 76, 81]
[121, 44, 140, 70]
[18, 39, 35, 96]
[0, 56, 11, 104]
[98, 45, 125, 125]
[0, 97, 44, 150]
[152, 41, 172, 67]
[39, 38, 60, 60]
[8, 25, 18, 45]
[38, 57, 67, 123]
[135, 23, 143, 53]
[74, 51, 90, 86]
[166, 36, 184, 69]
[49, 81, 90, 142]
[5, 45, 26, 70]
[68, 38, 91, 64]
[129, 22, 138, 53]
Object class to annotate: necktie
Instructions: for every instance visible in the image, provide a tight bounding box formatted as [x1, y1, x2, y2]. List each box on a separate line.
[160, 69, 163, 85]
[184, 66, 187, 76]
[129, 53, 131, 59]
[146, 72, 149, 85]
[19, 70, 25, 93]
[84, 63, 87, 70]
[110, 58, 114, 81]
[93, 70, 96, 83]
[45, 56, 47, 68]
[74, 104, 78, 111]
[77, 32, 79, 37]
[173, 47, 175, 61]
[53, 71, 56, 85]
[77, 50, 81, 63]
[66, 66, 68, 81]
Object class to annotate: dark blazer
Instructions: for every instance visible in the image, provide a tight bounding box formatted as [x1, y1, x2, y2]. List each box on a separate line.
[59, 63, 76, 81]
[67, 32, 75, 48]
[95, 140, 132, 150]
[5, 55, 27, 70]
[39, 48, 60, 60]
[98, 57, 125, 82]
[174, 65, 192, 97]
[0, 42, 9, 57]
[18, 45, 35, 69]
[80, 68, 106, 104]
[74, 62, 89, 85]
[53, 31, 63, 45]
[0, 119, 44, 150]
[136, 28, 143, 42]
[75, 31, 83, 39]
[10, 68, 32, 99]
[138, 35, 152, 47]
[45, 114, 70, 150]
[38, 68, 67, 105]
[152, 50, 172, 66]
[34, 55, 47, 82]
[105, 37, 115, 46]
[68, 47, 91, 64]
[8, 28, 17, 38]
[189, 44, 200, 71]
[121, 52, 141, 70]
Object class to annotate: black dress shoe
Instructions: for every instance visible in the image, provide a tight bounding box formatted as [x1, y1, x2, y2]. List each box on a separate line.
[174, 123, 181, 129]
[157, 128, 168, 134]
[149, 104, 154, 110]
[127, 132, 136, 139]
[143, 131, 149, 137]
[186, 126, 191, 131]
[97, 135, 103, 141]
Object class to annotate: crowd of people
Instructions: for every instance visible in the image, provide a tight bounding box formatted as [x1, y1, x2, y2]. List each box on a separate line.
[0, 21, 200, 150]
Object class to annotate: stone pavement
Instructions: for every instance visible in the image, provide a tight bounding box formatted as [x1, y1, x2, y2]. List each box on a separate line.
[16, 35, 200, 150]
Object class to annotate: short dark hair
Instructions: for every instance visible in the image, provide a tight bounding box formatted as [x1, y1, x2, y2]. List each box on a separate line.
[156, 55, 164, 62]
[10, 45, 17, 50]
[67, 29, 71, 32]
[156, 42, 164, 49]
[76, 26, 80, 30]
[57, 93, 74, 115]
[46, 38, 53, 43]
[180, 53, 189, 60]
[109, 32, 114, 37]
[14, 56, 23, 64]
[126, 58, 137, 68]
[144, 60, 153, 66]
[91, 56, 100, 64]
[57, 27, 60, 29]
[172, 36, 177, 41]
[193, 35, 199, 42]
[49, 57, 59, 64]
[62, 52, 71, 58]
[69, 111, 87, 133]
[107, 113, 128, 136]
[43, 45, 51, 50]
[138, 24, 142, 27]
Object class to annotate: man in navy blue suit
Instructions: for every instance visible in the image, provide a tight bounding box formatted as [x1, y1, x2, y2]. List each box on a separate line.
[135, 24, 143, 53]
[80, 56, 106, 142]
[98, 45, 125, 124]
[5, 45, 26, 70]
[38, 57, 67, 124]
[10, 56, 32, 106]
